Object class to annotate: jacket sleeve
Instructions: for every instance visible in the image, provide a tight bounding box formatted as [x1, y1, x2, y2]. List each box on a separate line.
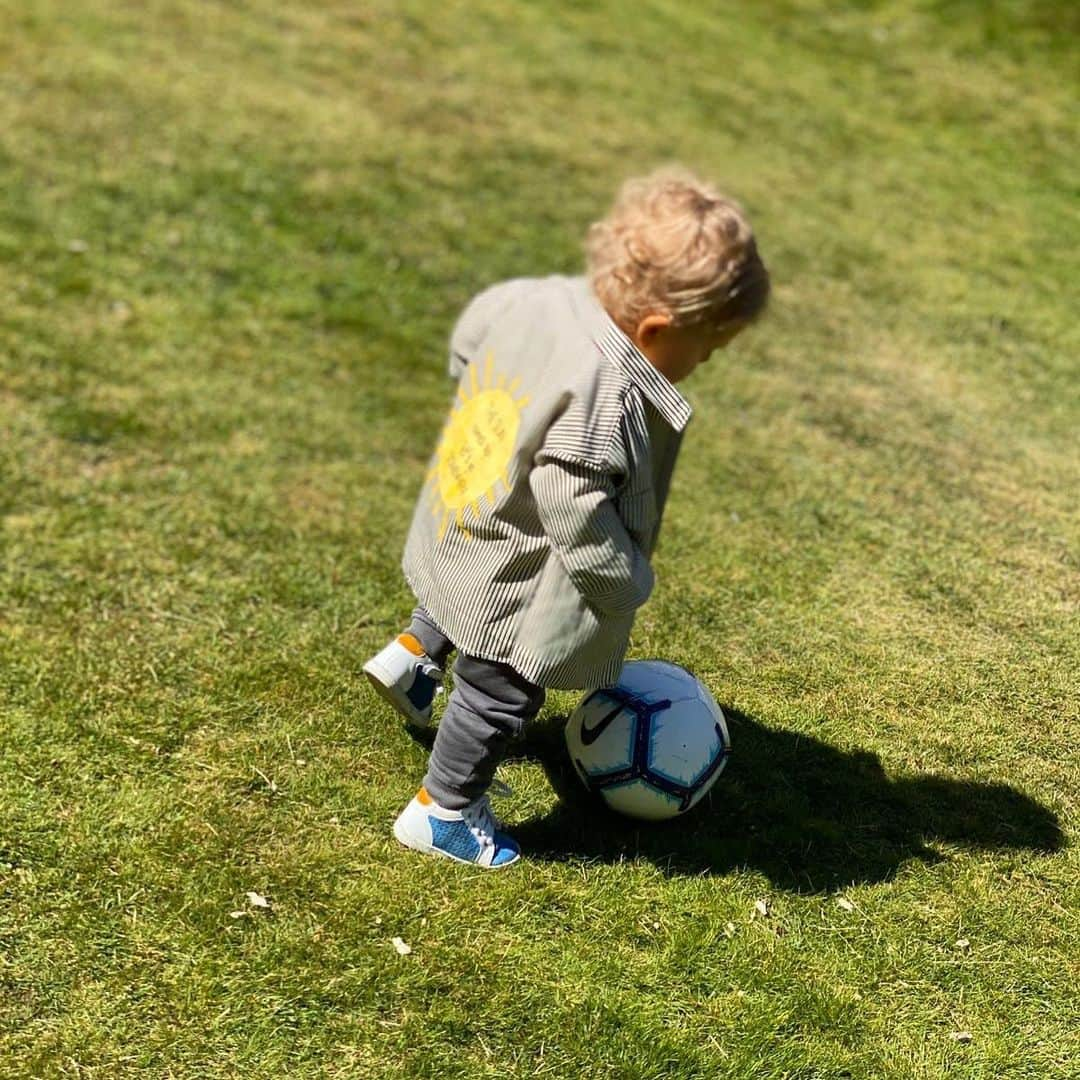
[529, 453, 654, 618]
[448, 280, 532, 379]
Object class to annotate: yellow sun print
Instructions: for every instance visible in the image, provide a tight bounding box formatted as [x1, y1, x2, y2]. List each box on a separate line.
[427, 352, 529, 541]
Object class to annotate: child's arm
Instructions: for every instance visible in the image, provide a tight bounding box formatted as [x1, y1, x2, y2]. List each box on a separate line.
[530, 454, 654, 618]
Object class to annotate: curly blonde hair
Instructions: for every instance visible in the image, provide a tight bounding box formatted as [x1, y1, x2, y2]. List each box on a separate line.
[586, 167, 769, 334]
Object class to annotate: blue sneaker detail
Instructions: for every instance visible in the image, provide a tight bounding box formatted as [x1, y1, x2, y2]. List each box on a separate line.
[393, 789, 521, 869]
[405, 670, 439, 714]
[489, 835, 520, 867]
[429, 815, 483, 861]
[363, 634, 445, 727]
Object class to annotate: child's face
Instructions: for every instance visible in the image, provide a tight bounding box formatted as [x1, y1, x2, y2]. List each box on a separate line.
[634, 315, 747, 384]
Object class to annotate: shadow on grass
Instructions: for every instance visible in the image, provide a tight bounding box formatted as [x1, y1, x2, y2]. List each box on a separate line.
[475, 708, 1064, 892]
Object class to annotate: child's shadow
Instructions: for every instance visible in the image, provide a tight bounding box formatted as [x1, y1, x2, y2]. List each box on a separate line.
[489, 707, 1064, 892]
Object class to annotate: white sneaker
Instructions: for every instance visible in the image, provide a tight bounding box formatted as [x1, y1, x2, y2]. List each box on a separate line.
[363, 633, 444, 727]
[393, 787, 521, 869]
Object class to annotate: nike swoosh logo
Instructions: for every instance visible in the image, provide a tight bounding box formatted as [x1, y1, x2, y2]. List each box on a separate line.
[580, 700, 626, 746]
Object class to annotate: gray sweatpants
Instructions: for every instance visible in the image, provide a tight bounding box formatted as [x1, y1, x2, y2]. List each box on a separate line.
[408, 607, 546, 810]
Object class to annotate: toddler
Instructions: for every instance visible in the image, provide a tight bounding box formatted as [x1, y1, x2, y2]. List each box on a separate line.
[364, 168, 769, 868]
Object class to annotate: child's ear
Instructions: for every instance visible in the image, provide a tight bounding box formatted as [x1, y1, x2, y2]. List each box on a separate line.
[633, 313, 673, 348]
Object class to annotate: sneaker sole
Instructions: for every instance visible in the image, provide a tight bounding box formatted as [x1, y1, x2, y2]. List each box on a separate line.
[392, 817, 520, 870]
[363, 657, 431, 728]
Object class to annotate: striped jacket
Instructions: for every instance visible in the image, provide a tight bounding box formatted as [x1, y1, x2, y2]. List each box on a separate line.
[402, 275, 691, 690]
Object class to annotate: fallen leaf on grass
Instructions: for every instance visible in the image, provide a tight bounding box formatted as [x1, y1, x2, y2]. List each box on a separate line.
[753, 899, 769, 918]
[955, 938, 970, 951]
[253, 768, 279, 794]
[950, 1031, 973, 1043]
[246, 891, 271, 909]
[391, 937, 412, 956]
[836, 897, 855, 912]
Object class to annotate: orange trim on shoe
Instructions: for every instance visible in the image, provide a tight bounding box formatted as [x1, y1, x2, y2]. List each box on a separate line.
[416, 786, 433, 806]
[397, 633, 426, 658]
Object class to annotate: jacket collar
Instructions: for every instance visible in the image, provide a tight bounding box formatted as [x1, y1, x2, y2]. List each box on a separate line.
[571, 278, 693, 432]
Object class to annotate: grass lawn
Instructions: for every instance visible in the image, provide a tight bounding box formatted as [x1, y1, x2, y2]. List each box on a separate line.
[1, 1, 1077, 1076]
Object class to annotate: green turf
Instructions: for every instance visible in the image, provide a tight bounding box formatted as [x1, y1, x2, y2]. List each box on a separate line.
[1, 1, 1077, 1076]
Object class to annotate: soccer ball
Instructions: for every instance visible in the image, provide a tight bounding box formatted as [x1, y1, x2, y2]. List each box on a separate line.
[564, 660, 731, 821]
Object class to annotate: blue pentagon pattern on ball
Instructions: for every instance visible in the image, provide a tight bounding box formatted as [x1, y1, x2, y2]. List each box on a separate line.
[565, 660, 731, 821]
